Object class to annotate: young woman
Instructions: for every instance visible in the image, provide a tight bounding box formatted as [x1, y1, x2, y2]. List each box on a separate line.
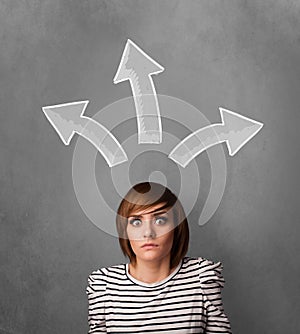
[86, 182, 232, 333]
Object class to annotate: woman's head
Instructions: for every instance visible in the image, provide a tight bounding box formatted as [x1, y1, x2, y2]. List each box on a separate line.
[116, 182, 189, 269]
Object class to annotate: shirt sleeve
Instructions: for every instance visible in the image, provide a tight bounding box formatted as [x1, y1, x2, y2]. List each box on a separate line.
[86, 270, 107, 333]
[198, 257, 232, 333]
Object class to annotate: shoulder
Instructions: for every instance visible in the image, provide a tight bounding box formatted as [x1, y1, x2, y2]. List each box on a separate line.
[183, 256, 225, 287]
[88, 262, 126, 282]
[86, 263, 126, 294]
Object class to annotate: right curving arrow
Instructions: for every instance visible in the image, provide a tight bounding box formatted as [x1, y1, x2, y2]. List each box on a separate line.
[169, 107, 264, 168]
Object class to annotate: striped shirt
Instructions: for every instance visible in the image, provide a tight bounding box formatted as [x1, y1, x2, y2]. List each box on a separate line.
[86, 256, 232, 333]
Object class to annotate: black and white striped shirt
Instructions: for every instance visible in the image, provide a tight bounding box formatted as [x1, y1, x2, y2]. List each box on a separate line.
[86, 256, 232, 333]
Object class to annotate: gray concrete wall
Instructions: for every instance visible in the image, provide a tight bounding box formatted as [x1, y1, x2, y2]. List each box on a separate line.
[0, 1, 299, 333]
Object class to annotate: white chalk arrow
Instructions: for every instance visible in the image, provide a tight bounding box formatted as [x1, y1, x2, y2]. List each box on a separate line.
[42, 101, 128, 167]
[169, 108, 264, 168]
[113, 39, 164, 144]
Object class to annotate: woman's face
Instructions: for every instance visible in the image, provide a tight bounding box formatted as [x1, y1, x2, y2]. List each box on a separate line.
[126, 203, 175, 264]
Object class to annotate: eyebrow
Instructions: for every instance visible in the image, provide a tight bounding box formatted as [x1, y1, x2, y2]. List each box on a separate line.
[128, 210, 168, 219]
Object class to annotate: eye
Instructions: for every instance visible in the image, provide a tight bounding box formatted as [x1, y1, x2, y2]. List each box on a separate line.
[129, 218, 142, 227]
[154, 216, 168, 225]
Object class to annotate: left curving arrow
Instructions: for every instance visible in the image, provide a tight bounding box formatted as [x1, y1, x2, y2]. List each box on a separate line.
[42, 101, 128, 167]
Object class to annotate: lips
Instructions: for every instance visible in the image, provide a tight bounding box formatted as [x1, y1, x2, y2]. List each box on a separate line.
[141, 243, 158, 248]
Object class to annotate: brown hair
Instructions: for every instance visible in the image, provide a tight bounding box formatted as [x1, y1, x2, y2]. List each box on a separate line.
[116, 182, 189, 269]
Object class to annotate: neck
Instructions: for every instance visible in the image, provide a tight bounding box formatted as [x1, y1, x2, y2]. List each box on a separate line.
[129, 257, 174, 284]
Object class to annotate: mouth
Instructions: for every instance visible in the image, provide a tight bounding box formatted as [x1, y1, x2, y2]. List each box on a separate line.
[141, 243, 159, 248]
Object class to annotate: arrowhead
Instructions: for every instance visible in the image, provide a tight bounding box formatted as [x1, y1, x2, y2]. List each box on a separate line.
[42, 101, 88, 145]
[219, 107, 264, 156]
[113, 39, 164, 83]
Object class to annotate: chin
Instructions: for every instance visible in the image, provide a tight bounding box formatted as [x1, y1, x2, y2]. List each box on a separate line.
[138, 252, 169, 262]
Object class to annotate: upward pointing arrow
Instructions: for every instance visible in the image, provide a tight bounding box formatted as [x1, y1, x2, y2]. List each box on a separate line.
[114, 39, 164, 144]
[169, 108, 264, 168]
[42, 101, 128, 167]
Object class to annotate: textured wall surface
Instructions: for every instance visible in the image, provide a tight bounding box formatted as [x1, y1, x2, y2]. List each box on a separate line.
[0, 1, 299, 333]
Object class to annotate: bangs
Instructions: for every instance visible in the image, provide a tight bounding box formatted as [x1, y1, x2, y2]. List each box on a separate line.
[122, 182, 177, 218]
[127, 200, 173, 218]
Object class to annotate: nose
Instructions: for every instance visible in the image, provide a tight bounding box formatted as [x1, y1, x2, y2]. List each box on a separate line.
[143, 220, 156, 239]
